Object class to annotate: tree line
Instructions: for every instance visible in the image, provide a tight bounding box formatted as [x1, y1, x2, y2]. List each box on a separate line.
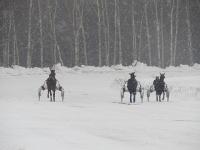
[0, 0, 200, 68]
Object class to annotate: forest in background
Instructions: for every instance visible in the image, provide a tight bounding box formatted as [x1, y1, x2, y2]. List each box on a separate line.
[0, 0, 200, 68]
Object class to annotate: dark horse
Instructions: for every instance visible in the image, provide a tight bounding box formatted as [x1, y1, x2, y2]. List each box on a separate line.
[147, 74, 169, 102]
[127, 72, 138, 103]
[46, 75, 57, 102]
[155, 73, 166, 102]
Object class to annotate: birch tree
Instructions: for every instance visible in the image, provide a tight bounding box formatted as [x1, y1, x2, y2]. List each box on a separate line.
[104, 0, 110, 66]
[132, 0, 137, 62]
[7, 7, 12, 67]
[170, 0, 175, 66]
[12, 7, 19, 65]
[154, 0, 161, 67]
[138, 12, 144, 62]
[52, 0, 57, 64]
[52, 0, 64, 65]
[27, 0, 32, 68]
[97, 0, 102, 66]
[10, 0, 19, 66]
[37, 0, 44, 67]
[186, 0, 193, 65]
[73, 0, 80, 66]
[144, 0, 152, 66]
[2, 10, 9, 67]
[160, 0, 164, 68]
[173, 0, 179, 66]
[73, 0, 79, 66]
[117, 0, 122, 64]
[73, 0, 87, 66]
[79, 0, 87, 65]
[102, 0, 107, 66]
[113, 0, 117, 65]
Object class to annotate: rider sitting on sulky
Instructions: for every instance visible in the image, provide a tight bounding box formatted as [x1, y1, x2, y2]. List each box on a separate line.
[153, 76, 159, 90]
[48, 66, 56, 80]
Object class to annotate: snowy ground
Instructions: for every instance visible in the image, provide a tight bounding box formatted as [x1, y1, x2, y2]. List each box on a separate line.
[0, 63, 200, 150]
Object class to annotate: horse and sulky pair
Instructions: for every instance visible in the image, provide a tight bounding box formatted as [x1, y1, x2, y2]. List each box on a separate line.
[38, 70, 64, 102]
[121, 72, 170, 104]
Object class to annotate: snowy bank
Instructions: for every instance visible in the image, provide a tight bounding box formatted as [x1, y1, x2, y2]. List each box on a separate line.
[0, 62, 200, 76]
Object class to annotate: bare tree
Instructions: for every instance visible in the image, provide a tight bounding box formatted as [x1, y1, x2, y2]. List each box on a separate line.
[186, 0, 193, 65]
[170, 0, 175, 66]
[72, 0, 87, 66]
[27, 0, 32, 68]
[138, 12, 144, 62]
[37, 0, 44, 67]
[144, 0, 152, 66]
[79, 0, 87, 65]
[7, 6, 12, 67]
[2, 10, 9, 67]
[73, 0, 79, 66]
[47, 0, 55, 66]
[160, 0, 164, 68]
[112, 0, 122, 65]
[52, 0, 64, 66]
[102, 0, 107, 66]
[97, 0, 102, 66]
[132, 0, 137, 62]
[57, 44, 64, 66]
[113, 0, 117, 65]
[12, 5, 19, 65]
[52, 0, 57, 64]
[173, 0, 179, 66]
[154, 0, 161, 67]
[104, 0, 110, 66]
[117, 0, 122, 64]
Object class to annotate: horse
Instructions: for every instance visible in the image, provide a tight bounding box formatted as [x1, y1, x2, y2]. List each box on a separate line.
[120, 80, 144, 103]
[38, 77, 64, 102]
[147, 73, 169, 102]
[46, 76, 57, 101]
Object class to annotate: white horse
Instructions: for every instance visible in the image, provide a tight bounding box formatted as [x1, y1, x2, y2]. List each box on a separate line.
[38, 80, 64, 101]
[120, 81, 144, 103]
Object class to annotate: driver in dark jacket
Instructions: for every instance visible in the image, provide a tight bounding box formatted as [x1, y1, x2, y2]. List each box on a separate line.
[49, 65, 56, 79]
[46, 66, 56, 82]
[153, 76, 159, 91]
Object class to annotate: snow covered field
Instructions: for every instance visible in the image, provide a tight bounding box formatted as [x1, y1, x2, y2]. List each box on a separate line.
[0, 63, 200, 150]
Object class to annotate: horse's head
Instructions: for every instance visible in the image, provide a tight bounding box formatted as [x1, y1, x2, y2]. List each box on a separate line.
[160, 73, 165, 81]
[130, 72, 136, 79]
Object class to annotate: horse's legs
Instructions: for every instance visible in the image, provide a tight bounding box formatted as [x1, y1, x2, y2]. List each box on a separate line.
[49, 90, 52, 102]
[53, 90, 55, 102]
[129, 92, 132, 103]
[162, 91, 165, 100]
[159, 95, 161, 102]
[133, 94, 136, 103]
[47, 89, 50, 98]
